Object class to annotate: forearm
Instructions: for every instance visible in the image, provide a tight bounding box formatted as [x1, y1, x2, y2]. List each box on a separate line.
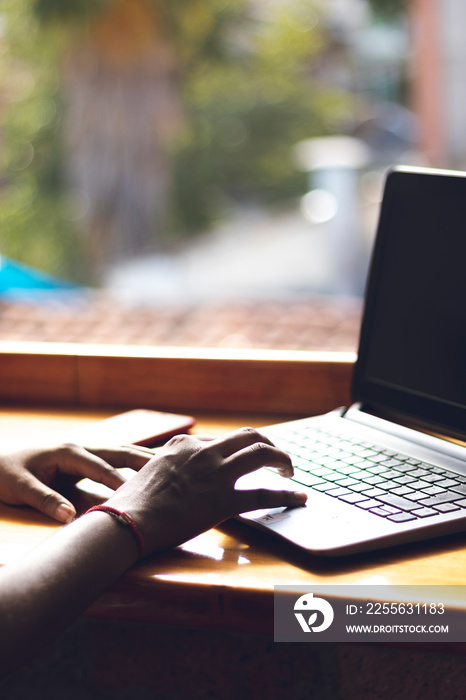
[0, 428, 306, 678]
[0, 512, 138, 677]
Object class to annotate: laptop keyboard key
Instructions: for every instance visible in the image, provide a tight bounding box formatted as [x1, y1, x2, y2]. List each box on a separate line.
[362, 475, 385, 485]
[308, 467, 333, 477]
[387, 512, 418, 522]
[360, 487, 385, 498]
[434, 502, 462, 513]
[338, 493, 369, 504]
[313, 482, 342, 493]
[380, 480, 403, 491]
[335, 477, 360, 487]
[334, 465, 359, 475]
[349, 482, 372, 492]
[391, 464, 417, 473]
[325, 487, 353, 498]
[393, 475, 417, 485]
[291, 473, 325, 487]
[411, 507, 439, 518]
[391, 486, 415, 497]
[366, 465, 389, 474]
[356, 499, 383, 510]
[421, 485, 444, 496]
[370, 506, 397, 517]
[380, 505, 402, 514]
[378, 470, 402, 479]
[451, 484, 466, 497]
[377, 493, 421, 511]
[401, 490, 426, 501]
[408, 468, 429, 478]
[381, 459, 404, 468]
[418, 492, 463, 507]
[348, 469, 373, 481]
[416, 473, 443, 483]
[436, 479, 459, 489]
[322, 471, 346, 482]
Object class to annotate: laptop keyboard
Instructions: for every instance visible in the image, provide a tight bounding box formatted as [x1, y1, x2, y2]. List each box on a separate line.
[265, 423, 466, 523]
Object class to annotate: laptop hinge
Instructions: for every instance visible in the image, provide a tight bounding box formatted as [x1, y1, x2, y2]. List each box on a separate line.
[345, 403, 466, 462]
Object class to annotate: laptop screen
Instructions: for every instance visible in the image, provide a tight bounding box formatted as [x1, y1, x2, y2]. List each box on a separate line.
[353, 167, 466, 438]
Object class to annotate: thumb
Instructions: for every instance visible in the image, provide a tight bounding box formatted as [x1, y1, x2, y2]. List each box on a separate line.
[235, 488, 307, 514]
[19, 475, 76, 523]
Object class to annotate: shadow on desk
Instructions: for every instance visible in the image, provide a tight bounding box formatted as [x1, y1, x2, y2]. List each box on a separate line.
[220, 519, 466, 578]
[1, 615, 466, 700]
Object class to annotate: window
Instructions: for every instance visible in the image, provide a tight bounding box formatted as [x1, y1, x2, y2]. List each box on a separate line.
[0, 1, 452, 363]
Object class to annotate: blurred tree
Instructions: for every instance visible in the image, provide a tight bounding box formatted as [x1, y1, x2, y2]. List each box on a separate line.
[170, 2, 347, 233]
[0, 0, 347, 282]
[34, 0, 183, 277]
[366, 0, 405, 19]
[0, 0, 89, 281]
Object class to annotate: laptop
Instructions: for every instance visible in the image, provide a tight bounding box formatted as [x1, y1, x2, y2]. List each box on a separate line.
[236, 165, 466, 556]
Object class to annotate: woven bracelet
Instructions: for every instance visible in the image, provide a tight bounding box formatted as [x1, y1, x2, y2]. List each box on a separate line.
[85, 505, 145, 560]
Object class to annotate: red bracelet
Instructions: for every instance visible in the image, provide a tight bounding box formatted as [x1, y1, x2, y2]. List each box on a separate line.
[85, 505, 145, 560]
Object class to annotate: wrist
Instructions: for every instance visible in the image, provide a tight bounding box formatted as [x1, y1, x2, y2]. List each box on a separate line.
[85, 505, 145, 559]
[79, 510, 141, 570]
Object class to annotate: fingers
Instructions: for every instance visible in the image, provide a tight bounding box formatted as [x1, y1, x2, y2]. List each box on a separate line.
[75, 444, 151, 484]
[16, 473, 76, 523]
[223, 442, 293, 481]
[212, 427, 275, 458]
[234, 488, 307, 514]
[0, 444, 152, 524]
[207, 427, 292, 476]
[86, 446, 152, 472]
[64, 446, 128, 490]
[56, 445, 149, 491]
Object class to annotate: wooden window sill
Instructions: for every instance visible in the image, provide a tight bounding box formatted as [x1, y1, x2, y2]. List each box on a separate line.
[0, 341, 355, 415]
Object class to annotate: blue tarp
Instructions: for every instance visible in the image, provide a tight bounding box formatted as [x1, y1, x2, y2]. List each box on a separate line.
[0, 255, 80, 300]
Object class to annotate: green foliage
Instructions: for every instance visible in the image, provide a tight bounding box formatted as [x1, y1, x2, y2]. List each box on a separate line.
[33, 0, 112, 23]
[0, 0, 88, 281]
[366, 0, 406, 20]
[0, 0, 348, 276]
[169, 1, 348, 233]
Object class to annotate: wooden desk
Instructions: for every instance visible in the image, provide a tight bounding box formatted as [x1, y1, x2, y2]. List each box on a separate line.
[2, 406, 466, 637]
[2, 405, 466, 700]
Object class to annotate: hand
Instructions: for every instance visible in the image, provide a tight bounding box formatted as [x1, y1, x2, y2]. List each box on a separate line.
[105, 427, 307, 554]
[0, 444, 151, 523]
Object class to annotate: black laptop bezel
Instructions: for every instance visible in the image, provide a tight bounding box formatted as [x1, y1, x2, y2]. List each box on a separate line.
[351, 165, 466, 441]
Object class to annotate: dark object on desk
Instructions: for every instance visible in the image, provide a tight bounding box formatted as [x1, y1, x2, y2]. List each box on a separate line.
[72, 409, 195, 505]
[237, 166, 466, 556]
[68, 409, 195, 448]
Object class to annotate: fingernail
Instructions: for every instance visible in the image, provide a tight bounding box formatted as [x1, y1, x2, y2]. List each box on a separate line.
[293, 492, 308, 504]
[55, 503, 76, 523]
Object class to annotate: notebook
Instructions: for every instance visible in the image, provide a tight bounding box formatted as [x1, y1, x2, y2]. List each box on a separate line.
[236, 165, 466, 556]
